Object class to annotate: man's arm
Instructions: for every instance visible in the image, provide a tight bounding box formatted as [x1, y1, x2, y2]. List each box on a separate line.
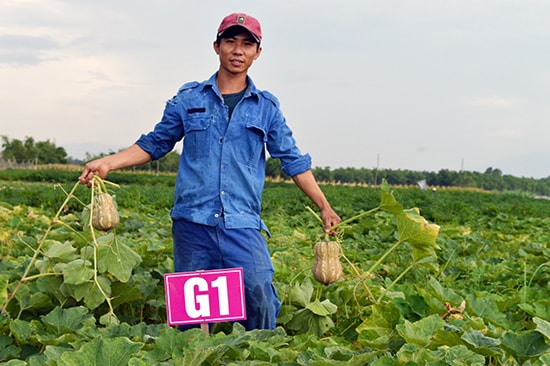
[79, 144, 152, 186]
[292, 170, 341, 234]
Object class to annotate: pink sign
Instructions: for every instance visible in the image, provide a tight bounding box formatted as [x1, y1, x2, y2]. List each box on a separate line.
[164, 268, 246, 326]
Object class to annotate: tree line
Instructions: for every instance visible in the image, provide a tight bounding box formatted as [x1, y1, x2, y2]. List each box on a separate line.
[0, 135, 180, 173]
[2, 136, 549, 195]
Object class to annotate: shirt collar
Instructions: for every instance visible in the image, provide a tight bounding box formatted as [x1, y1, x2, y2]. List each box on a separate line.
[204, 72, 259, 99]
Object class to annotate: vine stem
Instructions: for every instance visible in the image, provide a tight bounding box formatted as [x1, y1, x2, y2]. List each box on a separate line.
[305, 205, 380, 231]
[376, 260, 417, 304]
[339, 250, 375, 303]
[1, 181, 81, 314]
[365, 239, 405, 276]
[89, 177, 115, 315]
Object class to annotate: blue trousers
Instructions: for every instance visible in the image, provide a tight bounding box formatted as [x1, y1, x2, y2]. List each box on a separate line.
[172, 218, 281, 331]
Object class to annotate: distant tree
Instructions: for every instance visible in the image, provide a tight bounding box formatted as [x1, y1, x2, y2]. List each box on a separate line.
[158, 151, 181, 172]
[1, 136, 27, 162]
[437, 169, 460, 186]
[35, 140, 68, 164]
[1, 136, 67, 164]
[312, 166, 333, 182]
[265, 157, 286, 179]
[484, 167, 502, 177]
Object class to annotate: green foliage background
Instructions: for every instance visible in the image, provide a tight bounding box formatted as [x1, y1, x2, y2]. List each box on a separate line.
[1, 169, 550, 364]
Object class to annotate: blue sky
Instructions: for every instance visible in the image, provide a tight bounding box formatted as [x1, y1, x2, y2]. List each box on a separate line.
[1, 0, 549, 178]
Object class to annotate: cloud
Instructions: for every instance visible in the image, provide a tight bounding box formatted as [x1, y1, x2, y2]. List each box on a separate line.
[0, 34, 58, 66]
[463, 95, 526, 108]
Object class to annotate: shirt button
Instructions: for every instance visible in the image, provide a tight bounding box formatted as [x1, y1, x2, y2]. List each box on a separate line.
[221, 191, 225, 195]
[214, 214, 219, 218]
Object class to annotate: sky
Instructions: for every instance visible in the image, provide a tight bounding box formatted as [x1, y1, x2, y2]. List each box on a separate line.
[1, 0, 549, 179]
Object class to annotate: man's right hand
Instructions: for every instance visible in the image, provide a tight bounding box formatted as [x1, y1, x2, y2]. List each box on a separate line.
[79, 158, 110, 187]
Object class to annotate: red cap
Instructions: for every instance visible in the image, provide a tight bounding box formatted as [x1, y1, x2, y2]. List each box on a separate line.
[217, 13, 262, 43]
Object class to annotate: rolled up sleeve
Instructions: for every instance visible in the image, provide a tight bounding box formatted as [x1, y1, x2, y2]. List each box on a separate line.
[135, 99, 184, 160]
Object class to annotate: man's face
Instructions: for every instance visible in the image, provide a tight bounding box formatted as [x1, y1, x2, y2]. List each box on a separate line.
[214, 30, 262, 75]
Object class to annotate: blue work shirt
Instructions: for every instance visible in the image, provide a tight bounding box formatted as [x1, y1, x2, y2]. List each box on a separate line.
[135, 73, 311, 231]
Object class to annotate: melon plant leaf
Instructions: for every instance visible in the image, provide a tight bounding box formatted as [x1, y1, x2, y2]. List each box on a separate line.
[97, 234, 141, 283]
[58, 336, 142, 366]
[396, 314, 446, 347]
[537, 354, 550, 365]
[356, 302, 402, 350]
[12, 284, 51, 313]
[424, 277, 463, 305]
[9, 319, 37, 346]
[501, 330, 549, 358]
[66, 276, 111, 309]
[42, 306, 93, 335]
[305, 298, 337, 316]
[62, 259, 94, 285]
[286, 308, 334, 336]
[533, 317, 550, 339]
[0, 274, 9, 308]
[45, 241, 78, 262]
[439, 345, 486, 365]
[288, 281, 314, 308]
[395, 208, 440, 249]
[147, 327, 190, 362]
[461, 330, 501, 348]
[519, 301, 550, 320]
[412, 249, 439, 272]
[379, 181, 404, 215]
[466, 293, 509, 328]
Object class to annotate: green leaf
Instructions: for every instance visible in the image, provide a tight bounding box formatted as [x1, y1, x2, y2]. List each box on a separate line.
[379, 181, 404, 215]
[147, 327, 192, 362]
[97, 234, 141, 283]
[288, 281, 314, 308]
[305, 299, 338, 316]
[395, 207, 440, 249]
[45, 241, 78, 262]
[519, 300, 550, 320]
[413, 252, 439, 271]
[0, 274, 9, 307]
[466, 293, 508, 327]
[0, 334, 21, 361]
[99, 312, 120, 326]
[41, 306, 94, 334]
[501, 330, 549, 358]
[286, 308, 335, 336]
[396, 314, 446, 347]
[63, 259, 94, 285]
[356, 302, 402, 351]
[43, 345, 73, 362]
[58, 336, 142, 366]
[9, 319, 38, 346]
[533, 317, 550, 339]
[64, 276, 111, 309]
[419, 277, 463, 308]
[457, 330, 504, 358]
[461, 330, 501, 348]
[535, 354, 550, 366]
[395, 343, 440, 364]
[439, 345, 485, 365]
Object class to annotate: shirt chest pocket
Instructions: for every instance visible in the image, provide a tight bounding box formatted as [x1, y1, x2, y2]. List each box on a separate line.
[184, 115, 212, 159]
[235, 122, 268, 169]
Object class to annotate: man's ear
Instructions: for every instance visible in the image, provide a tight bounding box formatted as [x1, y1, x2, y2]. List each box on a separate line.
[254, 46, 262, 60]
[213, 41, 220, 55]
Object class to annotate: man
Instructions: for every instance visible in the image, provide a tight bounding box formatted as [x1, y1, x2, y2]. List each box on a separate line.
[79, 13, 341, 330]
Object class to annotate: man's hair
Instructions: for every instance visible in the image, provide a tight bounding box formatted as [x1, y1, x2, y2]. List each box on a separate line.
[216, 26, 261, 48]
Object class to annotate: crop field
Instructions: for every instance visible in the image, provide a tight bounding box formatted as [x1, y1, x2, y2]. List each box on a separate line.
[1, 170, 550, 365]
